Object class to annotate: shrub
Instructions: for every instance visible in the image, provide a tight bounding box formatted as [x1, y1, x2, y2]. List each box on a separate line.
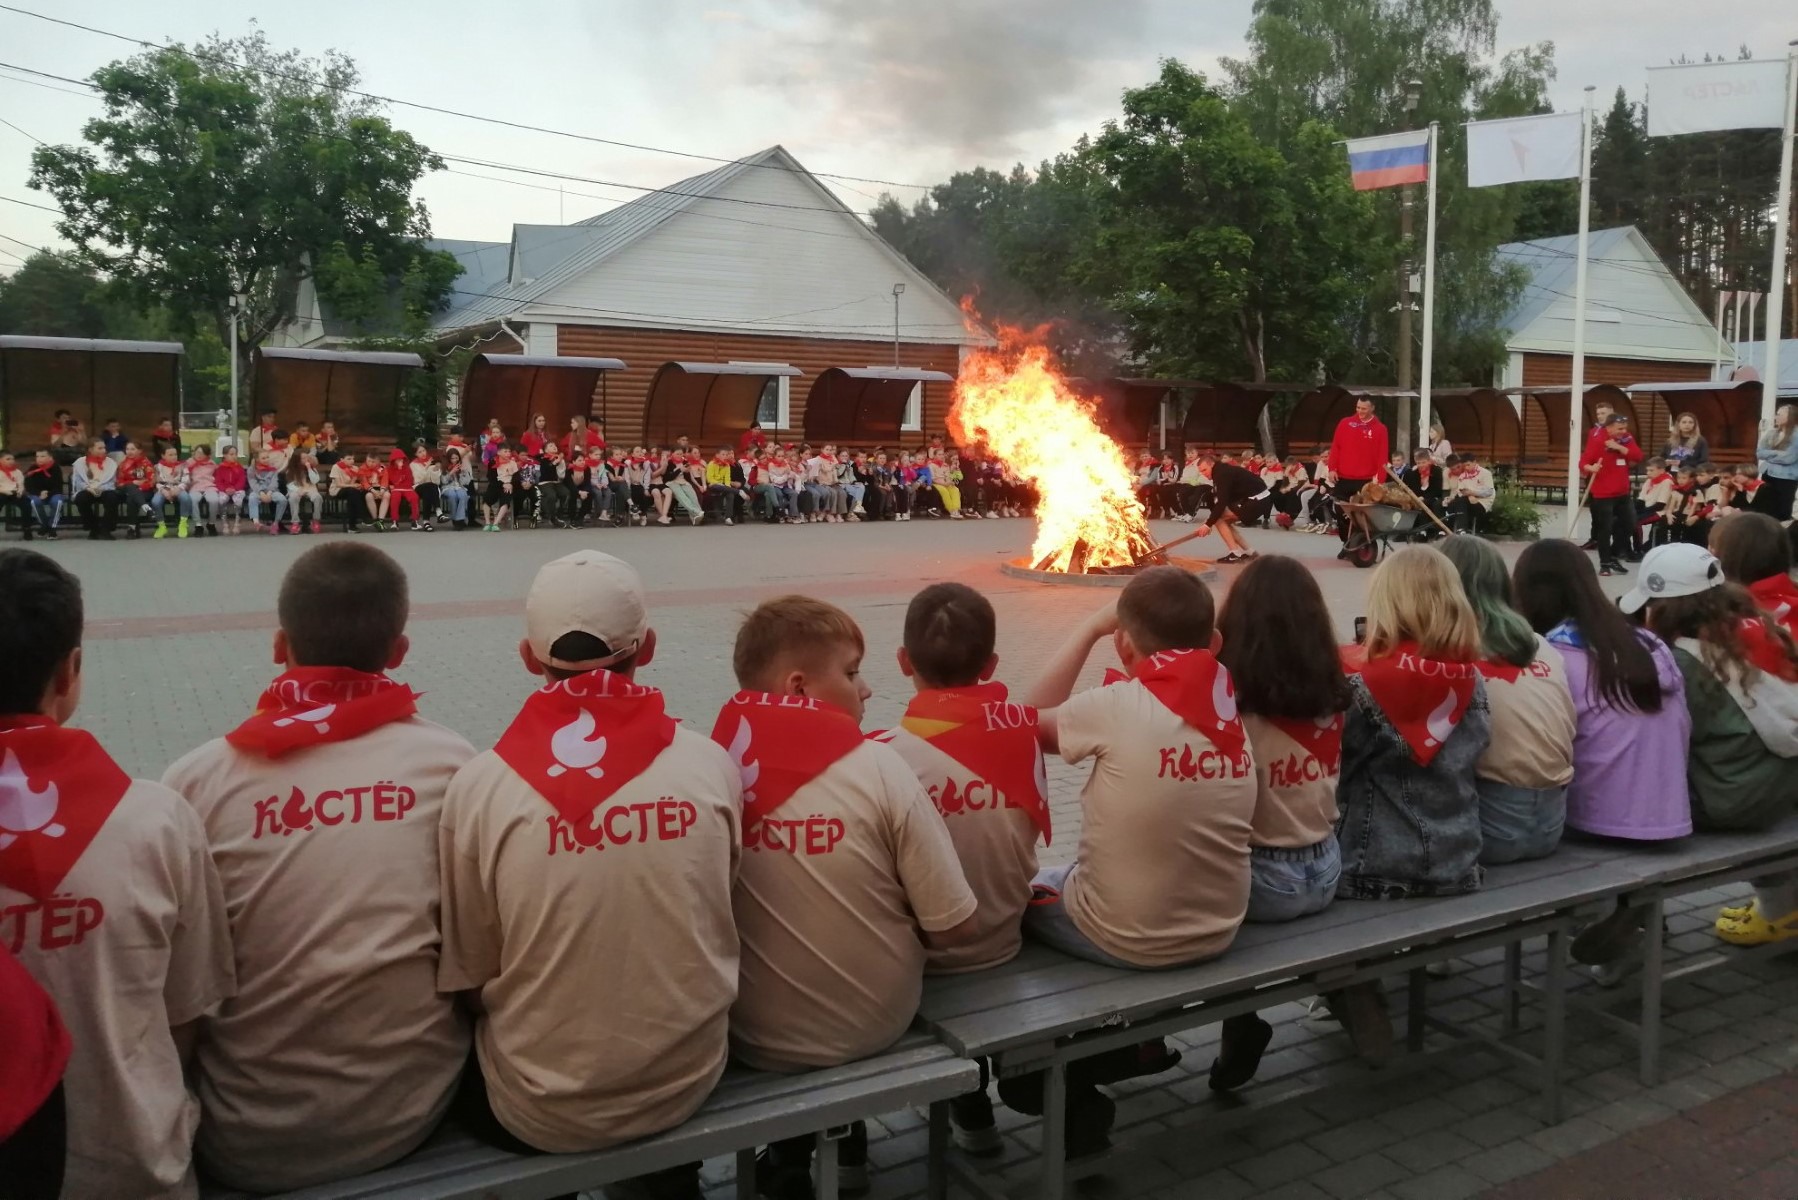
[1484, 479, 1542, 539]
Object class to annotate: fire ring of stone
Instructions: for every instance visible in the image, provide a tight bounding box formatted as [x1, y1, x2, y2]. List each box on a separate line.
[1000, 558, 1221, 587]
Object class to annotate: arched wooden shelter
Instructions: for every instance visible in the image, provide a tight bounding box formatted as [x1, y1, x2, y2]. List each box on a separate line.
[640, 361, 802, 447]
[802, 367, 953, 445]
[0, 335, 183, 449]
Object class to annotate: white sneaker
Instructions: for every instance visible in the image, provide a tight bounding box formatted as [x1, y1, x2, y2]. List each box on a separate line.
[724, 517, 733, 526]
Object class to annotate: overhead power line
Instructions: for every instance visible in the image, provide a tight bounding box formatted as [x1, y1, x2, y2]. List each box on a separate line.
[0, 3, 931, 191]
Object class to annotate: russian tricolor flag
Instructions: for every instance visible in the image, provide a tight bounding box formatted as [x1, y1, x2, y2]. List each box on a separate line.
[1345, 130, 1431, 191]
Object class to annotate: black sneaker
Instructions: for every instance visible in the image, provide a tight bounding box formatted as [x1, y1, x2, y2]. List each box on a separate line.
[753, 1145, 814, 1200]
[837, 1121, 869, 1196]
[1571, 902, 1648, 965]
[950, 1090, 1005, 1157]
[1209, 1013, 1274, 1092]
[1599, 561, 1620, 577]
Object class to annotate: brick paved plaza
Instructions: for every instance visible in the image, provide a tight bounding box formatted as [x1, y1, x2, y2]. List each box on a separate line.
[34, 515, 1795, 1199]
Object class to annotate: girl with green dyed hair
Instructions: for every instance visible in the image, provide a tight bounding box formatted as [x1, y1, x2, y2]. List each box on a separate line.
[1438, 536, 1577, 864]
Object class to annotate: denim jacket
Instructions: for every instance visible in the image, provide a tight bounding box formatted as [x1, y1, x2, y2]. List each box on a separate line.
[1336, 673, 1492, 899]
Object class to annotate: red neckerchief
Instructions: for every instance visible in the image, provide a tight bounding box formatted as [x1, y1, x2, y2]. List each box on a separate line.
[1416, 465, 1432, 487]
[1738, 616, 1798, 682]
[1267, 713, 1345, 775]
[1100, 649, 1247, 759]
[494, 669, 678, 821]
[1750, 575, 1798, 643]
[0, 467, 19, 485]
[893, 683, 1050, 843]
[710, 692, 865, 831]
[1648, 472, 1672, 487]
[1344, 643, 1478, 765]
[82, 453, 106, 472]
[227, 667, 419, 759]
[0, 716, 131, 901]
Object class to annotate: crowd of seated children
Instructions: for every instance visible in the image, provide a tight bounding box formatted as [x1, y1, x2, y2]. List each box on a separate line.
[7, 524, 1798, 1199]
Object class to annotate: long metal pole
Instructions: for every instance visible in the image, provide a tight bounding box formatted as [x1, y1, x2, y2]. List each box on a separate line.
[1564, 88, 1596, 537]
[1417, 122, 1440, 454]
[1758, 44, 1797, 428]
[893, 292, 901, 368]
[229, 298, 240, 448]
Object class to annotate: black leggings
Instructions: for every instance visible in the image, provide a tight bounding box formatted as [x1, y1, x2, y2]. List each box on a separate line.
[0, 1082, 65, 1200]
[1753, 475, 1796, 522]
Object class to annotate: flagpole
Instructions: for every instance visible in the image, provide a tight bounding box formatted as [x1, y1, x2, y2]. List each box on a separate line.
[1417, 121, 1440, 451]
[1565, 87, 1595, 538]
[1760, 42, 1798, 429]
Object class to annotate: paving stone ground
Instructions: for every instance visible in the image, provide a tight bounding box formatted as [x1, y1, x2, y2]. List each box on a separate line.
[30, 511, 1795, 1199]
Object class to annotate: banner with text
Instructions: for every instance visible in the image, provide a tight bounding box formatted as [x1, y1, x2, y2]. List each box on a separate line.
[1646, 59, 1791, 136]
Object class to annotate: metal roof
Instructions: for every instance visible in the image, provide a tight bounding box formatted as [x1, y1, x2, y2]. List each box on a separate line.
[829, 367, 953, 383]
[1626, 379, 1761, 394]
[1493, 226, 1636, 333]
[471, 352, 627, 371]
[1733, 340, 1798, 397]
[666, 361, 803, 377]
[260, 347, 424, 368]
[0, 335, 184, 355]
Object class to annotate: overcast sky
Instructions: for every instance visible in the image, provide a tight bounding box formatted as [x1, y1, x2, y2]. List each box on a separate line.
[0, 0, 1793, 269]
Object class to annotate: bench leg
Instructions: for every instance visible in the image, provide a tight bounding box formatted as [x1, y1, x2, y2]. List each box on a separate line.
[1639, 895, 1666, 1086]
[927, 1100, 950, 1200]
[1406, 968, 1428, 1052]
[1041, 1062, 1068, 1200]
[735, 1147, 756, 1200]
[815, 1129, 839, 1200]
[1543, 927, 1568, 1124]
[1503, 940, 1524, 1034]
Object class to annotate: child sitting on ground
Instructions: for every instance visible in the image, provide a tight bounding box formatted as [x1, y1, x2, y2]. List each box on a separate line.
[716, 595, 977, 1195]
[878, 582, 1051, 1155]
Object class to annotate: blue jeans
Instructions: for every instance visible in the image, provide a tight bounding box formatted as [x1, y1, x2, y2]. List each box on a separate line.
[151, 490, 194, 520]
[1476, 779, 1567, 865]
[30, 495, 63, 529]
[843, 481, 866, 510]
[248, 492, 287, 523]
[442, 485, 469, 521]
[1021, 864, 1143, 969]
[1247, 838, 1341, 923]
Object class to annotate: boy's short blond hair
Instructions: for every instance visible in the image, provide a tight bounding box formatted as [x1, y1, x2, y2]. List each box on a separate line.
[733, 595, 866, 690]
[1117, 566, 1216, 655]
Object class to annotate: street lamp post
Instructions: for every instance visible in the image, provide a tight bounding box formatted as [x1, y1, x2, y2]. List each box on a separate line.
[1396, 79, 1422, 454]
[228, 289, 247, 446]
[892, 282, 905, 368]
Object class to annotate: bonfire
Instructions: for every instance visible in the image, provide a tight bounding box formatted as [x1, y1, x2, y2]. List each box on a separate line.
[949, 323, 1153, 573]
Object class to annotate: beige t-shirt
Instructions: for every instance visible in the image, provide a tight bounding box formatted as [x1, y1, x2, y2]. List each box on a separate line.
[1241, 713, 1340, 849]
[1055, 680, 1257, 967]
[2, 779, 234, 1200]
[161, 717, 476, 1191]
[1476, 637, 1577, 790]
[880, 726, 1041, 974]
[731, 741, 977, 1071]
[438, 726, 742, 1153]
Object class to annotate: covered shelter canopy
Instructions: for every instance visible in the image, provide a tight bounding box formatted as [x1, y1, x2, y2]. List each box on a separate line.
[459, 352, 628, 444]
[255, 347, 425, 446]
[1284, 385, 1417, 459]
[1626, 380, 1764, 466]
[0, 335, 183, 450]
[1086, 378, 1209, 448]
[1428, 387, 1523, 468]
[642, 361, 802, 448]
[802, 366, 953, 445]
[1178, 380, 1303, 456]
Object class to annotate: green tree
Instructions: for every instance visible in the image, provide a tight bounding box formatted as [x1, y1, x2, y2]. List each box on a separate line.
[1222, 1, 1557, 387]
[28, 29, 460, 420]
[0, 250, 157, 338]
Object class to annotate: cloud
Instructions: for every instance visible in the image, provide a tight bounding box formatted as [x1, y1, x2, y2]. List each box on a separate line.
[717, 0, 1154, 162]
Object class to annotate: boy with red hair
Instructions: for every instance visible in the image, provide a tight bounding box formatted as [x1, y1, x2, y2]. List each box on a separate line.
[717, 595, 977, 1194]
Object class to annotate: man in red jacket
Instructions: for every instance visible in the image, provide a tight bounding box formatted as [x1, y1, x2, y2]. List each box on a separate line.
[1327, 396, 1390, 545]
[1580, 412, 1643, 576]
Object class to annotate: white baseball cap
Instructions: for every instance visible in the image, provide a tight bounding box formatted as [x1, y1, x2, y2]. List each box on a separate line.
[1618, 542, 1724, 615]
[525, 550, 649, 670]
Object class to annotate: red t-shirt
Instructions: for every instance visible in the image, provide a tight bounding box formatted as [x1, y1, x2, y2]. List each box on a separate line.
[1328, 415, 1390, 481]
[1578, 427, 1643, 499]
[0, 943, 69, 1140]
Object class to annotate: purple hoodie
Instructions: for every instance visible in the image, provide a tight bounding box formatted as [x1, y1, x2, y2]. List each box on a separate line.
[1550, 622, 1693, 840]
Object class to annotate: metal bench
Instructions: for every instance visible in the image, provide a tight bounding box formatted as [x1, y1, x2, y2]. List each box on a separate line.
[916, 844, 1675, 1199]
[201, 1033, 976, 1200]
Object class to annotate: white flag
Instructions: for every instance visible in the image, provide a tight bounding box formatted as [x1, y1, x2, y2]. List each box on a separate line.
[1647, 59, 1791, 136]
[1465, 112, 1582, 187]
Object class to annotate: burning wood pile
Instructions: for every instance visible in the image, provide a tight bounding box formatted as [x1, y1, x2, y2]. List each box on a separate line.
[949, 322, 1155, 575]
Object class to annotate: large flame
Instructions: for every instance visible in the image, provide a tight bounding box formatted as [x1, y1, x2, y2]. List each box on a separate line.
[950, 322, 1151, 571]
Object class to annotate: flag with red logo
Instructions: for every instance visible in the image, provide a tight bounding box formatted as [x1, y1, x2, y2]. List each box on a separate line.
[494, 669, 678, 822]
[710, 692, 865, 831]
[0, 718, 130, 900]
[896, 682, 1050, 842]
[227, 667, 419, 759]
